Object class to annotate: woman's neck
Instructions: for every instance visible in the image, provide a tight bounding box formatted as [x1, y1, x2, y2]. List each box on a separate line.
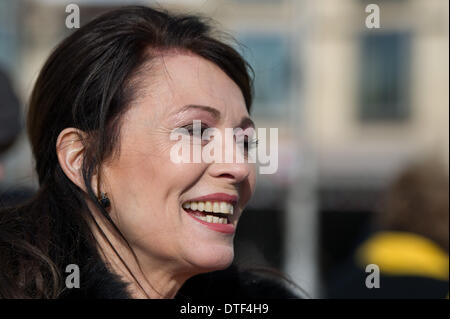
[86, 203, 190, 299]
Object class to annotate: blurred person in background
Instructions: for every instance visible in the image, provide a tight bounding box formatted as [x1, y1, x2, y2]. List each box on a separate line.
[0, 67, 21, 171]
[0, 6, 300, 299]
[0, 67, 32, 207]
[326, 157, 449, 298]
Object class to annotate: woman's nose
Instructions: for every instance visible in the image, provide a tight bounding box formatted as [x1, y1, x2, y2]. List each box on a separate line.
[205, 128, 255, 183]
[208, 161, 252, 184]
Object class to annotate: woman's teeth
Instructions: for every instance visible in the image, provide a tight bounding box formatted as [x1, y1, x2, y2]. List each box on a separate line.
[182, 201, 234, 215]
[182, 201, 234, 224]
[194, 215, 228, 224]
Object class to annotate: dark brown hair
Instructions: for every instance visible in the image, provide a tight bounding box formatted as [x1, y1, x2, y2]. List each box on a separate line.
[0, 6, 253, 298]
[377, 157, 449, 252]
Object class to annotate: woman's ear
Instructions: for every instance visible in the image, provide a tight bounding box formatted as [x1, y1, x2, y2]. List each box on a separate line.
[56, 127, 89, 192]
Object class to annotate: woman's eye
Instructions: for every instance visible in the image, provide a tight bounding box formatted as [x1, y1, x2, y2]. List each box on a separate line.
[183, 124, 209, 136]
[182, 124, 211, 146]
[236, 135, 258, 152]
[245, 137, 259, 150]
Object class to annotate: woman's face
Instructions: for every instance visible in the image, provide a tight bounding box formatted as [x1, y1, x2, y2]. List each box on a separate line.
[102, 53, 256, 275]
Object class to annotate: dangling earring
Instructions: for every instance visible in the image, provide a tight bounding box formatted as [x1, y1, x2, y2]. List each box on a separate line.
[99, 192, 111, 209]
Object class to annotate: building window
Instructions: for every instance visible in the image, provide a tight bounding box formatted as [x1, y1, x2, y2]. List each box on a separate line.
[358, 32, 411, 121]
[237, 34, 291, 119]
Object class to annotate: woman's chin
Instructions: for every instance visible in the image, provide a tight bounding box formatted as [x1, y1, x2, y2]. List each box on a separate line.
[187, 245, 235, 273]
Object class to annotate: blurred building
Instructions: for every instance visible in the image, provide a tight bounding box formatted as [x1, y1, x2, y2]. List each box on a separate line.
[0, 0, 448, 298]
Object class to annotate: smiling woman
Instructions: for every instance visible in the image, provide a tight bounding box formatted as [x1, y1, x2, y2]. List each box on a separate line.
[0, 6, 299, 299]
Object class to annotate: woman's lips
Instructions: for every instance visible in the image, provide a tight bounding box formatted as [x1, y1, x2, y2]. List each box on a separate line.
[182, 193, 238, 234]
[184, 209, 236, 234]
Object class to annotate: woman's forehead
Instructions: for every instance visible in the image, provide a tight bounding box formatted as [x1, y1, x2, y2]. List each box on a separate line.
[132, 53, 248, 120]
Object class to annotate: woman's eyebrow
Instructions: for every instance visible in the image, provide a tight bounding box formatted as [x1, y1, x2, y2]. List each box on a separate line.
[239, 117, 255, 129]
[175, 104, 254, 128]
[177, 104, 221, 120]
